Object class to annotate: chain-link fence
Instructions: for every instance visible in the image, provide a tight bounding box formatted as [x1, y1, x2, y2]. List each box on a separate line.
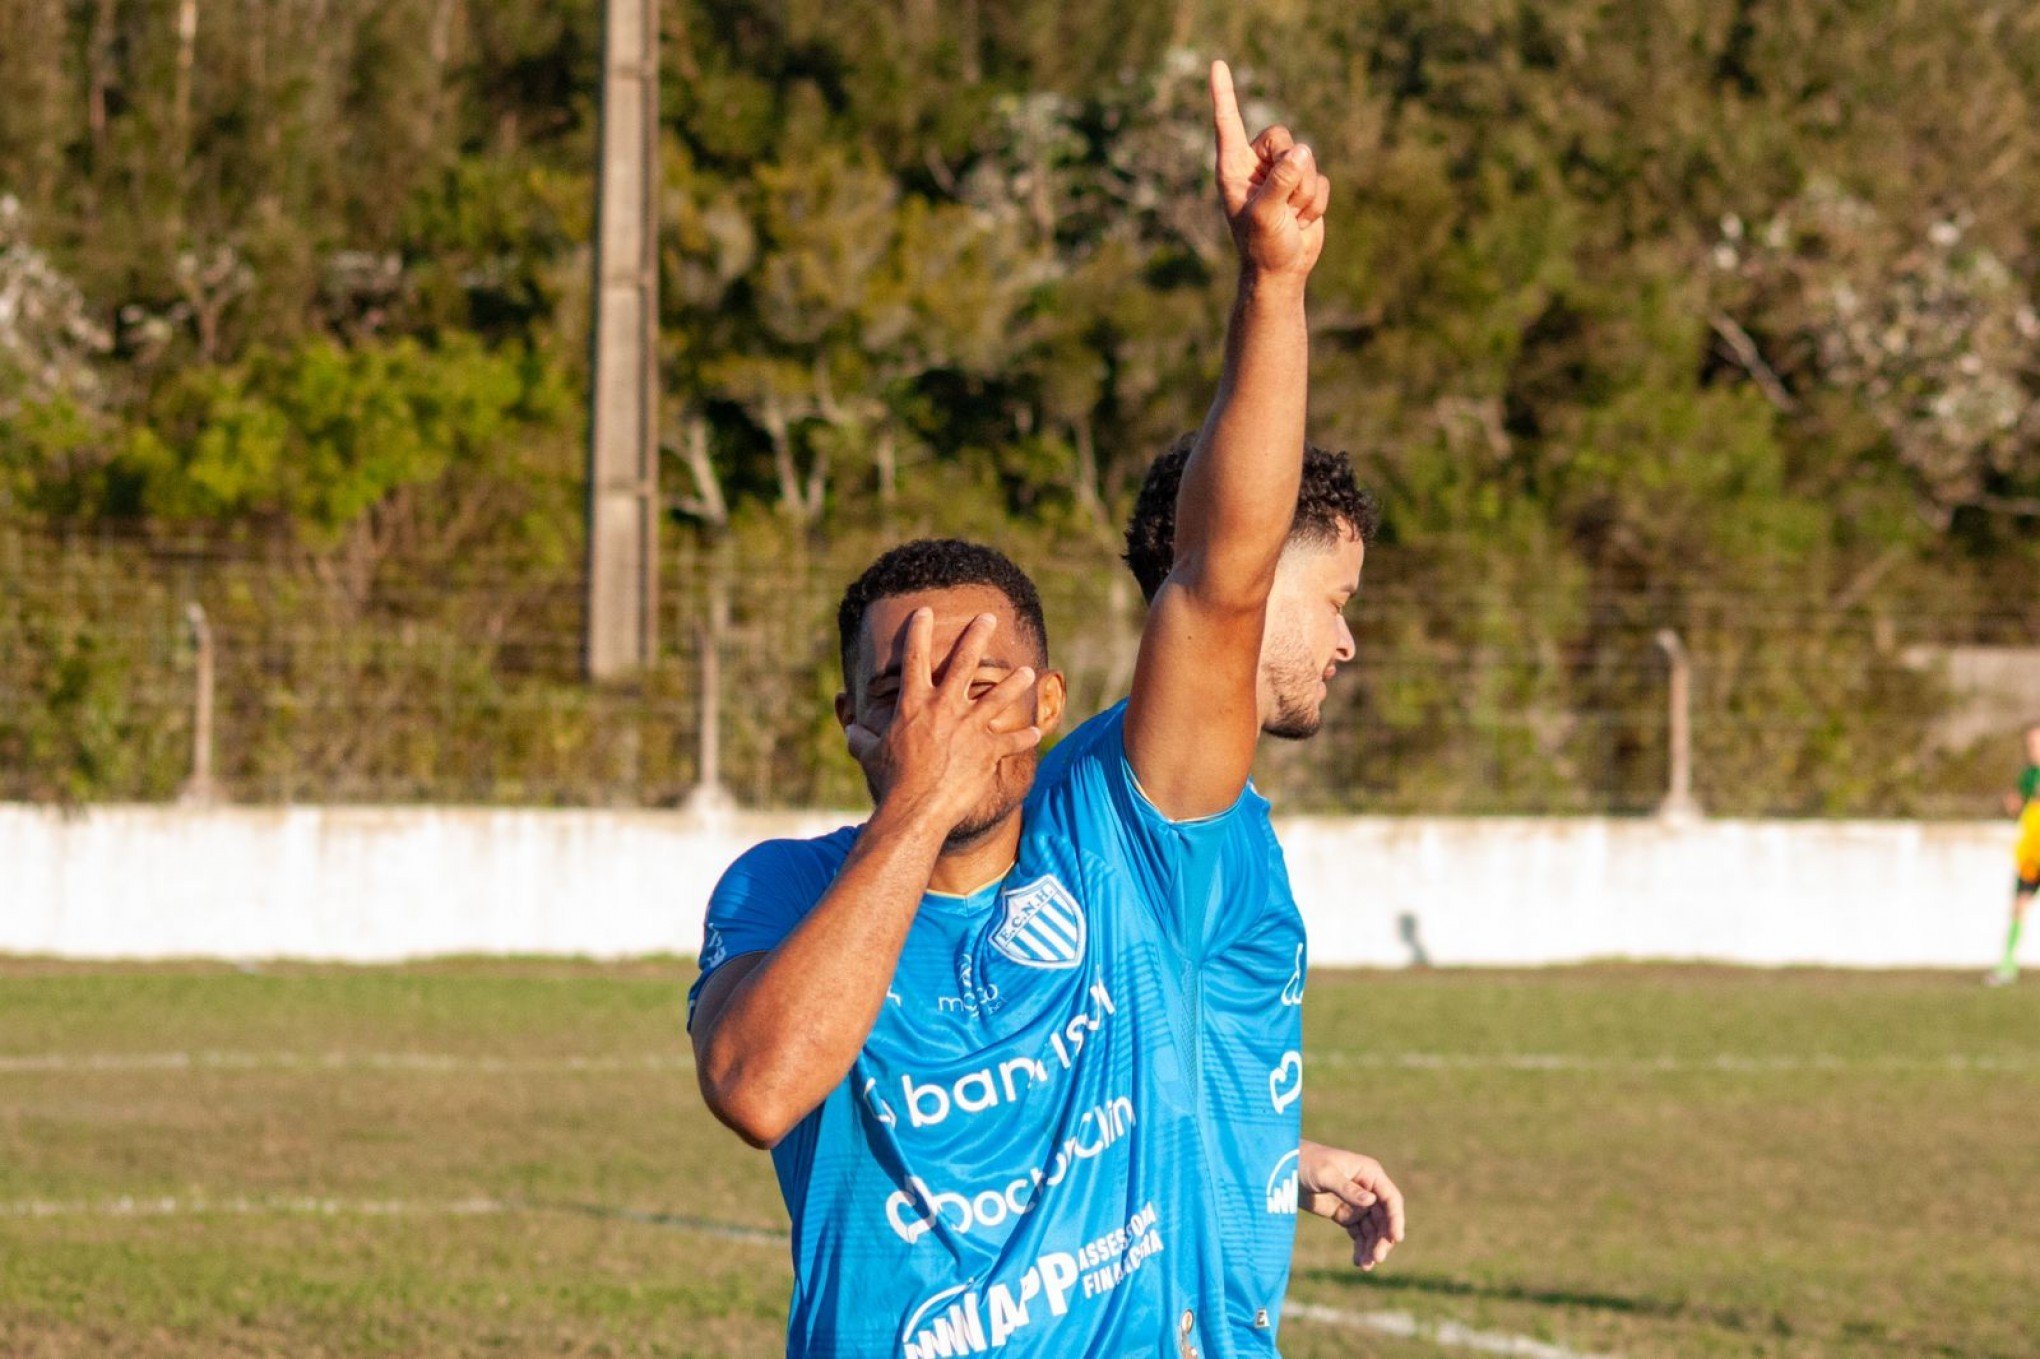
[1, 523, 2021, 816]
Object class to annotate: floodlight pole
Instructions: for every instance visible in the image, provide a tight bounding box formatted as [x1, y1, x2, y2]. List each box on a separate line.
[1655, 628, 1700, 821]
[584, 0, 661, 680]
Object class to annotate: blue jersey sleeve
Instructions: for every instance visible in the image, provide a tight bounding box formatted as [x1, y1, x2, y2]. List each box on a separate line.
[685, 828, 858, 1028]
[1030, 703, 1264, 957]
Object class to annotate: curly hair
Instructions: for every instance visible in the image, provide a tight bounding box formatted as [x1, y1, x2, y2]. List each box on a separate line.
[1121, 434, 1381, 603]
[836, 539, 1048, 688]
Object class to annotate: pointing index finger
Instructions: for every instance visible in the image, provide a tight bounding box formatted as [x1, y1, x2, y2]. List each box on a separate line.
[1210, 60, 1252, 206]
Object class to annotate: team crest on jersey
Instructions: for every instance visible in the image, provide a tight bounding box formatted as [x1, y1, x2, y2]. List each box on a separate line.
[991, 875, 1087, 969]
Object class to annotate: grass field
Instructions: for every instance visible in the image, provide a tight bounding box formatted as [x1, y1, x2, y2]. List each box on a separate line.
[1, 960, 2035, 1358]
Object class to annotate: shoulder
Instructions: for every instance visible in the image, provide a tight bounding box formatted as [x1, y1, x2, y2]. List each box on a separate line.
[713, 825, 860, 906]
[1036, 702, 1129, 783]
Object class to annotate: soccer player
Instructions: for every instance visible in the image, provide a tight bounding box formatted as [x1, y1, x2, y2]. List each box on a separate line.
[1121, 437, 1396, 1352]
[687, 61, 1377, 1356]
[1988, 722, 2040, 986]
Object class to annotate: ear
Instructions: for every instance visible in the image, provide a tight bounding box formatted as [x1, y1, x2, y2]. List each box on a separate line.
[1034, 670, 1069, 738]
[834, 690, 855, 731]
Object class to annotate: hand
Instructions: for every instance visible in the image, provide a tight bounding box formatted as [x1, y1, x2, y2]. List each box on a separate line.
[1297, 1140, 1405, 1271]
[844, 609, 1042, 834]
[1211, 60, 1331, 281]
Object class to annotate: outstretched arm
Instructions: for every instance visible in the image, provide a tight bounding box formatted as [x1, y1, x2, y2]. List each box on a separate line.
[691, 613, 1041, 1148]
[1124, 61, 1331, 819]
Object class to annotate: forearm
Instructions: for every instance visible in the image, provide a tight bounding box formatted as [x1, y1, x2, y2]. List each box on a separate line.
[698, 800, 946, 1143]
[1176, 270, 1310, 601]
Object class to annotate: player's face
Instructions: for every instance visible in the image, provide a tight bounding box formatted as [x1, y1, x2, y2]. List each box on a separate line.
[2027, 727, 2040, 765]
[841, 585, 1064, 850]
[1257, 525, 1364, 741]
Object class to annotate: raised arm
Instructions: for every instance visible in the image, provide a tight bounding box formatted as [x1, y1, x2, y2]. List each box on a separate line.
[1123, 61, 1331, 819]
[691, 612, 1041, 1148]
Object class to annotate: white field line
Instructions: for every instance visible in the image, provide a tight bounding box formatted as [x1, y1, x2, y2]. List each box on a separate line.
[1311, 1051, 2037, 1074]
[5, 1197, 1611, 1358]
[0, 1051, 697, 1074]
[1, 1050, 2031, 1075]
[1288, 1301, 1616, 1359]
[0, 1194, 785, 1246]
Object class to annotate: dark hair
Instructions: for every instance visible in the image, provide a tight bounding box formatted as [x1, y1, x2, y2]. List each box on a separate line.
[1121, 434, 1381, 602]
[836, 539, 1048, 688]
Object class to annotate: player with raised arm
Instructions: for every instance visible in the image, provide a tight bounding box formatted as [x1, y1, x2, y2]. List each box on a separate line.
[1121, 436, 1392, 1348]
[1988, 722, 2040, 986]
[1077, 68, 1399, 1355]
[687, 63, 1392, 1357]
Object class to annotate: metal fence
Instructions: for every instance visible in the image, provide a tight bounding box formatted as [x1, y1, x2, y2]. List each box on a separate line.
[0, 524, 2018, 816]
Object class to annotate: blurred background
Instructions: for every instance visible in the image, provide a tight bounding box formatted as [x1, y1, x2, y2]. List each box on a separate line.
[5, 4, 2040, 1357]
[6, 0, 2040, 816]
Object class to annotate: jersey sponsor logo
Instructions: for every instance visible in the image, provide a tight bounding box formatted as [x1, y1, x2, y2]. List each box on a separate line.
[898, 980, 1117, 1129]
[883, 1096, 1136, 1245]
[1281, 944, 1305, 1006]
[862, 1076, 899, 1128]
[938, 954, 1003, 1017]
[1265, 1148, 1299, 1215]
[991, 875, 1086, 969]
[1268, 1050, 1303, 1113]
[896, 1204, 1164, 1357]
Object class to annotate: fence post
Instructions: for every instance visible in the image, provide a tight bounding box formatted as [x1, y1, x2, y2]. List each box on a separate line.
[1654, 628, 1700, 821]
[685, 544, 734, 814]
[180, 603, 216, 806]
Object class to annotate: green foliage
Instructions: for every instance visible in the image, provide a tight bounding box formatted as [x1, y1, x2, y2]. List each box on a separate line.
[115, 336, 569, 543]
[1, 0, 2037, 811]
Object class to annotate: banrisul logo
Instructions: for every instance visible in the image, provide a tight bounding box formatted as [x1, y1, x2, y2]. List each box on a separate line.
[991, 875, 1086, 969]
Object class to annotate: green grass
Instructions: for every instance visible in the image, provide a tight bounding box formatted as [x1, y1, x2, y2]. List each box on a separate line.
[1, 960, 2035, 1357]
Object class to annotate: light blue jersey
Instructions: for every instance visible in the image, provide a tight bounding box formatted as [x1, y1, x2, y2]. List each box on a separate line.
[1038, 707, 1308, 1355]
[1193, 808, 1306, 1352]
[690, 705, 1299, 1358]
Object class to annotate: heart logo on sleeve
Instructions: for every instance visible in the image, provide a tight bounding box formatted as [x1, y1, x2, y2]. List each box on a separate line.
[1268, 1050, 1303, 1113]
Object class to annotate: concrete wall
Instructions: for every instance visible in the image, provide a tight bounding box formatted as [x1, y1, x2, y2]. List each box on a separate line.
[0, 805, 2010, 966]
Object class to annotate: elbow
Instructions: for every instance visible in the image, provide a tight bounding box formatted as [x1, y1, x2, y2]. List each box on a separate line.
[698, 1047, 797, 1150]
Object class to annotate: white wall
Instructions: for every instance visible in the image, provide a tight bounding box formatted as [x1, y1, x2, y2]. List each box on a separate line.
[0, 805, 2011, 966]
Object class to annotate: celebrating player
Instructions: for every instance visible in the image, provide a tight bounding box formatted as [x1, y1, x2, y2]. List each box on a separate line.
[1119, 435, 1396, 1349]
[1988, 722, 2040, 986]
[687, 61, 1383, 1355]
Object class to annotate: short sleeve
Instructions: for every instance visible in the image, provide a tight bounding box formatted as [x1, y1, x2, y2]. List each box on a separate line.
[685, 831, 855, 1029]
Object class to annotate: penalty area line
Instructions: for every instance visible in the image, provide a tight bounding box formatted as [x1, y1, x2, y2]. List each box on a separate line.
[1288, 1301, 1617, 1359]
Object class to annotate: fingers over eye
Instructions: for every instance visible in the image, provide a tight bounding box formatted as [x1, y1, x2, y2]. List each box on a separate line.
[982, 668, 1038, 733]
[941, 614, 998, 697]
[901, 608, 936, 696]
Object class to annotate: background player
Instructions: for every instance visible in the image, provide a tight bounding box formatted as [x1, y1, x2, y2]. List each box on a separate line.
[1989, 722, 2040, 985]
[1122, 436, 1397, 1348]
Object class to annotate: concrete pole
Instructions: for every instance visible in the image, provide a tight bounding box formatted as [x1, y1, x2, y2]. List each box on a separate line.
[584, 0, 660, 680]
[180, 603, 216, 806]
[1655, 628, 1700, 821]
